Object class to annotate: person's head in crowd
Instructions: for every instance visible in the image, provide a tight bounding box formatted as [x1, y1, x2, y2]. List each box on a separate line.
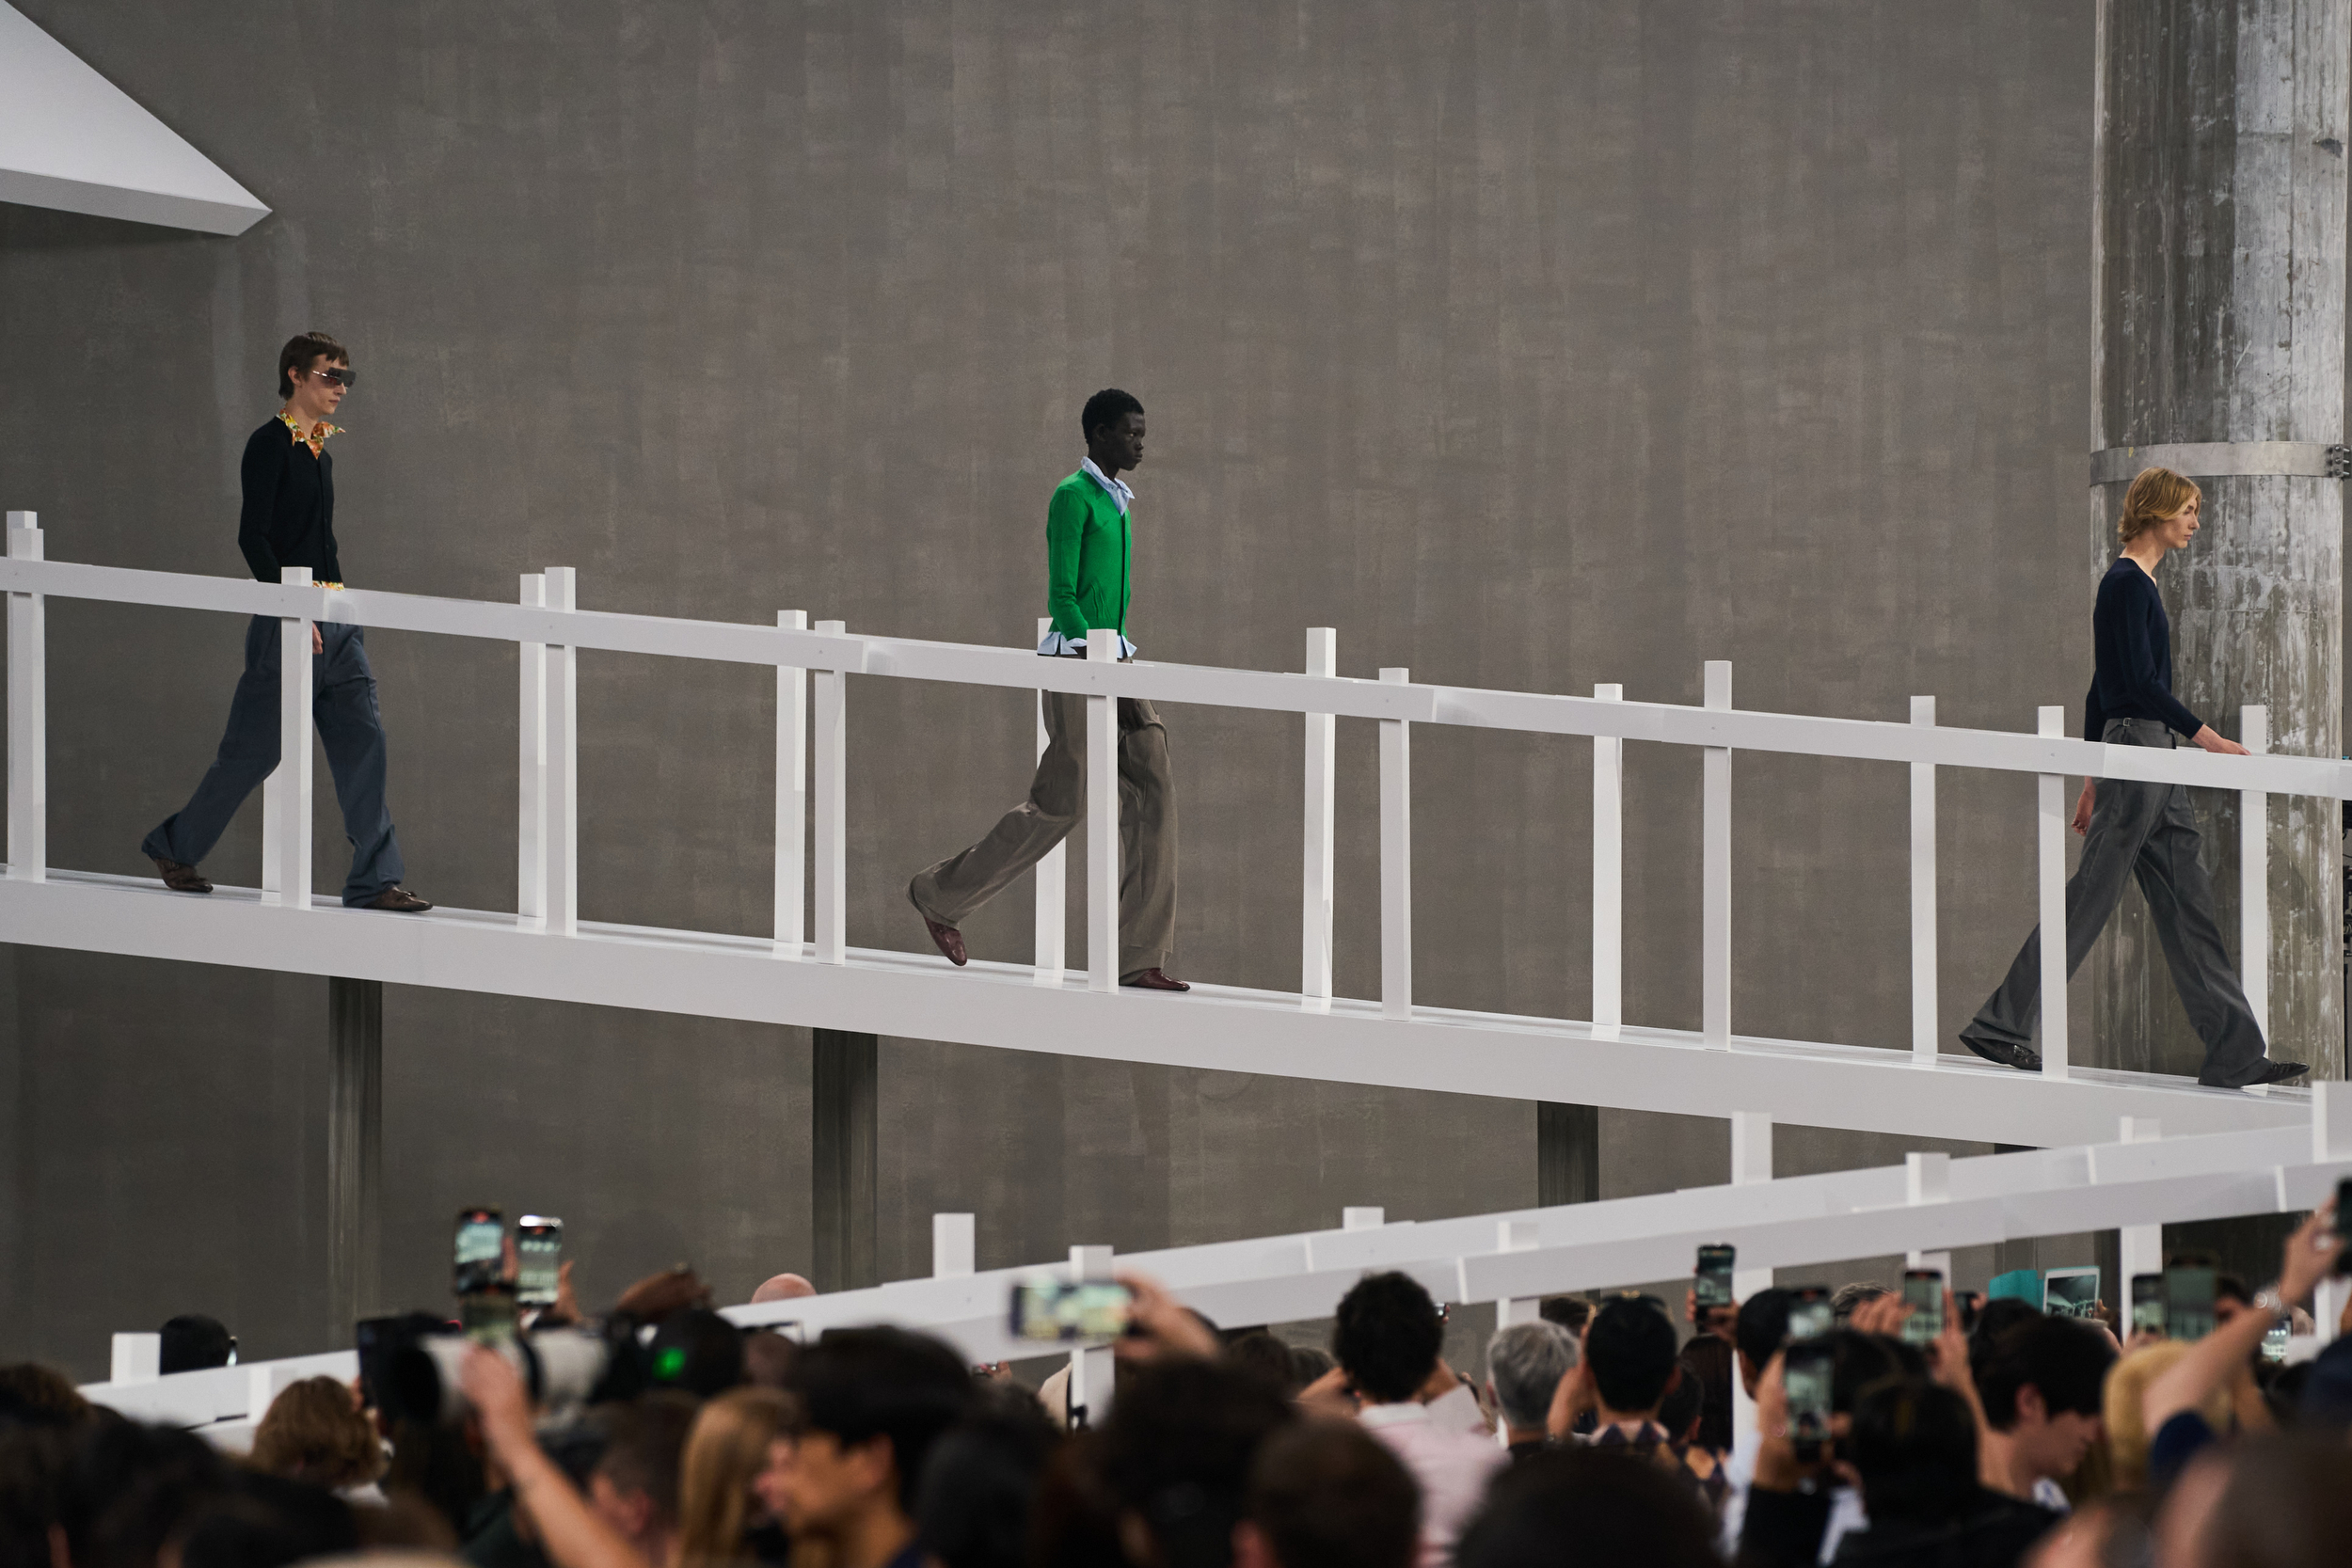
[247, 1376, 383, 1493]
[158, 1313, 236, 1374]
[0, 1362, 90, 1431]
[743, 1326, 803, 1392]
[1831, 1328, 1923, 1418]
[56, 1417, 228, 1568]
[1486, 1321, 1578, 1448]
[1654, 1356, 1704, 1448]
[2211, 1274, 2255, 1329]
[1583, 1295, 1678, 1427]
[1287, 1345, 1334, 1389]
[1537, 1295, 1591, 1336]
[589, 1392, 700, 1566]
[174, 1469, 358, 1568]
[916, 1380, 1061, 1568]
[1735, 1287, 1793, 1396]
[2106, 1341, 2232, 1493]
[1675, 1334, 1735, 1453]
[1832, 1282, 1890, 1324]
[1097, 1357, 1293, 1568]
[1455, 1445, 1720, 1568]
[2198, 1431, 2352, 1568]
[675, 1386, 794, 1568]
[1844, 1376, 1981, 1524]
[647, 1307, 749, 1398]
[753, 1273, 818, 1305]
[1331, 1273, 1443, 1405]
[0, 1426, 70, 1565]
[1970, 1298, 2044, 1361]
[1978, 1315, 2116, 1495]
[777, 1326, 973, 1565]
[1233, 1418, 1417, 1568]
[1228, 1331, 1304, 1395]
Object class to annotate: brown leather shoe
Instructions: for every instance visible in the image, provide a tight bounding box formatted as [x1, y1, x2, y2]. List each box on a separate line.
[362, 886, 433, 912]
[150, 855, 213, 895]
[911, 892, 966, 966]
[1120, 967, 1190, 992]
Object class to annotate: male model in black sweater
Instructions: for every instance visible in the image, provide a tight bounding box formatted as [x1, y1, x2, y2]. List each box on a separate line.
[141, 331, 429, 911]
[1960, 467, 2300, 1087]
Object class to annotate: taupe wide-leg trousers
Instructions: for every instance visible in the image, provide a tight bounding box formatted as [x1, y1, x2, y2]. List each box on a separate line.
[909, 687, 1177, 975]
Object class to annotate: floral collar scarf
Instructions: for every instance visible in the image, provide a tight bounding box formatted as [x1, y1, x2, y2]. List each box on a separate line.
[278, 410, 344, 457]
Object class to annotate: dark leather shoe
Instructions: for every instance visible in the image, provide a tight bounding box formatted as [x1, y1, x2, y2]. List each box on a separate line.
[2207, 1058, 2308, 1089]
[363, 886, 432, 912]
[150, 855, 212, 895]
[911, 892, 966, 966]
[1120, 967, 1190, 992]
[1959, 1033, 2042, 1073]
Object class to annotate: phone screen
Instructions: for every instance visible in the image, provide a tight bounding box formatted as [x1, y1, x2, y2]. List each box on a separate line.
[1785, 1342, 1834, 1459]
[2131, 1274, 2164, 1335]
[1788, 1286, 1833, 1343]
[1900, 1270, 1944, 1344]
[453, 1208, 504, 1297]
[2261, 1320, 2291, 1364]
[516, 1216, 563, 1308]
[2165, 1265, 2217, 1341]
[2335, 1178, 2352, 1273]
[1695, 1244, 1736, 1310]
[1009, 1279, 1135, 1343]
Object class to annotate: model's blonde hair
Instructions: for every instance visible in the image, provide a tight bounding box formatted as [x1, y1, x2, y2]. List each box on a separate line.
[674, 1386, 794, 1568]
[2118, 467, 2201, 545]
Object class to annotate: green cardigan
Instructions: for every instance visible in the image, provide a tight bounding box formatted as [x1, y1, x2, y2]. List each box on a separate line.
[1044, 470, 1132, 643]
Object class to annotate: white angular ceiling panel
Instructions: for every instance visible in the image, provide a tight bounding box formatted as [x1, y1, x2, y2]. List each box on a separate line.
[0, 2, 267, 235]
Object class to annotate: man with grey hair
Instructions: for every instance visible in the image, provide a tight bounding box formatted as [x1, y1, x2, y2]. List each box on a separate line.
[1486, 1320, 1578, 1463]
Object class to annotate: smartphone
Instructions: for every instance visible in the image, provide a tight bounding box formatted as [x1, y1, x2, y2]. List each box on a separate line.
[2165, 1264, 2217, 1342]
[1900, 1269, 1944, 1345]
[2131, 1274, 2164, 1335]
[1009, 1279, 1135, 1343]
[2335, 1177, 2352, 1274]
[2042, 1267, 2100, 1320]
[1785, 1340, 1835, 1462]
[1787, 1285, 1833, 1343]
[516, 1215, 563, 1309]
[2261, 1320, 2291, 1364]
[1695, 1244, 1737, 1310]
[453, 1207, 505, 1297]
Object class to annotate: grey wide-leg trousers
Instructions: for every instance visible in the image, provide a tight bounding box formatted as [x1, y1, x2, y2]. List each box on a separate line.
[909, 685, 1177, 976]
[1962, 717, 2270, 1087]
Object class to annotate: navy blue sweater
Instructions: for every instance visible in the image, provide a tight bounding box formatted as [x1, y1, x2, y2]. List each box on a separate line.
[2084, 558, 2201, 740]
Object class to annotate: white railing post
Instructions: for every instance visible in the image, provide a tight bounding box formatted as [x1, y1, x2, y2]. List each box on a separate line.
[1728, 1111, 1773, 1445]
[2037, 705, 2069, 1078]
[1303, 628, 1339, 1008]
[1343, 1206, 1386, 1230]
[1702, 661, 1732, 1046]
[2239, 705, 2268, 1040]
[813, 620, 848, 965]
[2118, 1116, 2164, 1288]
[1912, 696, 1938, 1064]
[1068, 1243, 1116, 1426]
[775, 610, 808, 955]
[1593, 683, 1624, 1037]
[543, 567, 579, 935]
[516, 574, 547, 927]
[1035, 618, 1066, 982]
[6, 514, 44, 882]
[1087, 631, 1119, 990]
[265, 566, 314, 909]
[931, 1212, 976, 1278]
[1379, 668, 1412, 1019]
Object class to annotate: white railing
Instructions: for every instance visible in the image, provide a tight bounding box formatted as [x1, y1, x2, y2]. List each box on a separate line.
[81, 1084, 2352, 1440]
[4, 512, 2344, 1080]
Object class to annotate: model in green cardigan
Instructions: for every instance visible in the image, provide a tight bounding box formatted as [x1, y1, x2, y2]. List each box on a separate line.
[907, 388, 1187, 990]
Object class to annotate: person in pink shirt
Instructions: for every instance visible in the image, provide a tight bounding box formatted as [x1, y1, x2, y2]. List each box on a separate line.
[1332, 1273, 1505, 1568]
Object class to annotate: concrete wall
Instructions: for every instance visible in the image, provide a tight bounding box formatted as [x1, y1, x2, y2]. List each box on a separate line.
[0, 0, 2106, 1377]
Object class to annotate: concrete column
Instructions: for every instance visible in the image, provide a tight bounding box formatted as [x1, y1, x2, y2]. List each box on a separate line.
[2090, 0, 2347, 1080]
[1536, 1102, 1599, 1206]
[326, 977, 382, 1341]
[812, 1029, 878, 1291]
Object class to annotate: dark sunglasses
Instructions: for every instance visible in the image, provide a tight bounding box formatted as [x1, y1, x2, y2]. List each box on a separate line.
[310, 366, 358, 389]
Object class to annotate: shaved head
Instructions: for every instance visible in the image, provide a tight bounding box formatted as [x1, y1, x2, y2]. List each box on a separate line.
[752, 1273, 817, 1304]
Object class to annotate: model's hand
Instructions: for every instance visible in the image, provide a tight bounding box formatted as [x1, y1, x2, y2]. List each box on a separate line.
[311, 624, 324, 656]
[2073, 780, 2095, 835]
[2191, 725, 2249, 756]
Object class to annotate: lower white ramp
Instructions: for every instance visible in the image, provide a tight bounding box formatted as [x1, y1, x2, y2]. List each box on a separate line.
[0, 4, 267, 235]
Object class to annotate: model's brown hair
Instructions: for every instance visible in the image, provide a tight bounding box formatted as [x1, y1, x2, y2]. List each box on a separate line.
[675, 1386, 794, 1568]
[277, 331, 347, 398]
[247, 1375, 383, 1490]
[2118, 467, 2201, 545]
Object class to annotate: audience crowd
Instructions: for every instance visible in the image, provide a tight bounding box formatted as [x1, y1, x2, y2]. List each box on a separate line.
[4, 1203, 2351, 1568]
